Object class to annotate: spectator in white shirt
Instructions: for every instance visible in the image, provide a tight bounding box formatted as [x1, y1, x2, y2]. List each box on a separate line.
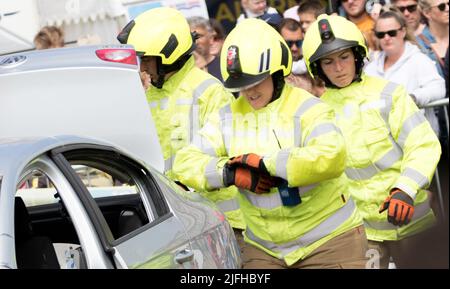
[237, 0, 279, 23]
[365, 8, 445, 135]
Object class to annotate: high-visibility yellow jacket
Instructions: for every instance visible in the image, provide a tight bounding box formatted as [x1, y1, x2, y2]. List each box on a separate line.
[145, 57, 243, 228]
[321, 74, 441, 241]
[173, 83, 363, 266]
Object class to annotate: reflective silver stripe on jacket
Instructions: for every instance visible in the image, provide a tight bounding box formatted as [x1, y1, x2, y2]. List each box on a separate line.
[149, 98, 168, 109]
[192, 129, 217, 157]
[164, 155, 175, 172]
[205, 157, 223, 189]
[364, 197, 432, 230]
[160, 98, 169, 110]
[240, 183, 319, 210]
[379, 82, 399, 128]
[345, 141, 403, 180]
[303, 123, 341, 146]
[190, 79, 220, 143]
[245, 198, 356, 257]
[220, 104, 233, 154]
[176, 98, 194, 105]
[401, 167, 429, 189]
[275, 149, 291, 180]
[345, 82, 404, 181]
[275, 98, 323, 179]
[397, 111, 427, 148]
[294, 97, 322, 147]
[217, 198, 240, 213]
[240, 189, 283, 210]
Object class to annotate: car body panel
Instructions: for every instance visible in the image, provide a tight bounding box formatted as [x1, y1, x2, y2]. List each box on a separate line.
[154, 173, 241, 268]
[113, 215, 192, 269]
[0, 136, 241, 268]
[0, 45, 164, 172]
[19, 155, 114, 269]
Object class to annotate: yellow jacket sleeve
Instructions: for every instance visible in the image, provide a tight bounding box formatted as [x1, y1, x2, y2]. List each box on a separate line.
[173, 110, 230, 191]
[388, 85, 442, 199]
[198, 83, 234, 128]
[265, 100, 347, 187]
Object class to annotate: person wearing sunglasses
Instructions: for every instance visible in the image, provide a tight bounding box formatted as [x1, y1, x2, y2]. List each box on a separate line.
[365, 8, 445, 137]
[417, 0, 449, 77]
[303, 14, 442, 268]
[278, 18, 325, 96]
[279, 18, 303, 61]
[391, 0, 426, 35]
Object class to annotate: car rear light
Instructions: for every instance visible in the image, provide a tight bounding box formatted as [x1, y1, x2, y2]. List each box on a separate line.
[95, 49, 137, 65]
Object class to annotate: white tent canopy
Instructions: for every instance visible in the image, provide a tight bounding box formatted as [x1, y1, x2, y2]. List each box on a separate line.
[0, 0, 208, 55]
[37, 0, 126, 26]
[36, 0, 127, 45]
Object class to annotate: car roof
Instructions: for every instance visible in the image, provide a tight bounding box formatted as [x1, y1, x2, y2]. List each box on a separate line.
[0, 45, 164, 172]
[0, 135, 127, 173]
[0, 135, 159, 194]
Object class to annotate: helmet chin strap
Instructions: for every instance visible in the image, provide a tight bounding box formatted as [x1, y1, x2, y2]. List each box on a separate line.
[152, 54, 193, 89]
[151, 75, 165, 89]
[269, 70, 285, 103]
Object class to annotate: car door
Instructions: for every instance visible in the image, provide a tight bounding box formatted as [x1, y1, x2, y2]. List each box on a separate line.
[50, 144, 195, 269]
[14, 154, 113, 269]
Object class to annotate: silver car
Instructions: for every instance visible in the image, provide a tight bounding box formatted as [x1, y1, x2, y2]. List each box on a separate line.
[0, 46, 241, 269]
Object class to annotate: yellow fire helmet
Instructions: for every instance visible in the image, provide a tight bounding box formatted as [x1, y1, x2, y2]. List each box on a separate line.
[221, 18, 292, 92]
[302, 14, 368, 87]
[118, 7, 194, 64]
[117, 7, 196, 88]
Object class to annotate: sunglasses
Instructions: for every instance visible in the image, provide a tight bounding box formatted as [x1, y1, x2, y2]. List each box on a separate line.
[286, 40, 303, 48]
[397, 4, 418, 13]
[433, 2, 449, 11]
[374, 27, 403, 39]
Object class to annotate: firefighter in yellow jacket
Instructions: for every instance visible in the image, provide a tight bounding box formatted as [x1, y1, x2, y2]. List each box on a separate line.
[173, 18, 368, 268]
[303, 14, 442, 268]
[117, 8, 245, 231]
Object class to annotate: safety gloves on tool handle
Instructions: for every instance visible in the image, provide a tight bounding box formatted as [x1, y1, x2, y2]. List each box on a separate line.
[379, 189, 415, 226]
[223, 153, 279, 194]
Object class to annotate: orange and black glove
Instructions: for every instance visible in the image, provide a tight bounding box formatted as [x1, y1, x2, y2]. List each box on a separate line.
[227, 153, 269, 174]
[379, 189, 415, 226]
[223, 163, 278, 194]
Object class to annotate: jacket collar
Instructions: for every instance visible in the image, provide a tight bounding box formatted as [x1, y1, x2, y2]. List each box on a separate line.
[157, 56, 196, 93]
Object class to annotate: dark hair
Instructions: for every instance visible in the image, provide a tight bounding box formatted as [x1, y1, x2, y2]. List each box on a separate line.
[209, 18, 226, 40]
[316, 46, 366, 88]
[377, 6, 418, 44]
[298, 0, 326, 17]
[278, 18, 301, 33]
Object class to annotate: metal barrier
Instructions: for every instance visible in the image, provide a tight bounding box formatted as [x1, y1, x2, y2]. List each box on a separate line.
[419, 98, 449, 220]
[420, 98, 449, 138]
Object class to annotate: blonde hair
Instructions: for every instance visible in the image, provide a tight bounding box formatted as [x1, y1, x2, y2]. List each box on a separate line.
[418, 0, 432, 11]
[34, 26, 64, 50]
